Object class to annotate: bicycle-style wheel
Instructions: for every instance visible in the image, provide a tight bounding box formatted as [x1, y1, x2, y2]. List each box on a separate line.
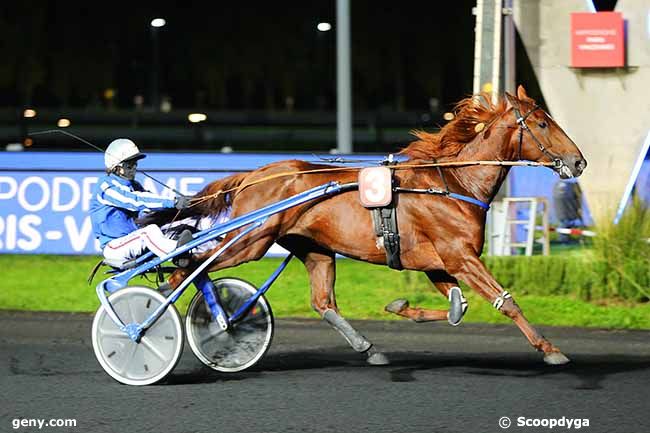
[185, 277, 273, 372]
[92, 286, 184, 386]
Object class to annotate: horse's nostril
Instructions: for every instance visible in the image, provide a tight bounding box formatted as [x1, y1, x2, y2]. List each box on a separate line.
[574, 159, 587, 173]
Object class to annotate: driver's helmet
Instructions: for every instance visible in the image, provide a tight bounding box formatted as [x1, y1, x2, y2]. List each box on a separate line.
[104, 138, 146, 171]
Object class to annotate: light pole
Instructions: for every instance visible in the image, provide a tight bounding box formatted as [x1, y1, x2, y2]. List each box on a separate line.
[150, 18, 166, 111]
[336, 0, 352, 154]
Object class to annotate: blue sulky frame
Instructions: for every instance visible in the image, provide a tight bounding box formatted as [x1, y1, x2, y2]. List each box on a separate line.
[95, 181, 354, 343]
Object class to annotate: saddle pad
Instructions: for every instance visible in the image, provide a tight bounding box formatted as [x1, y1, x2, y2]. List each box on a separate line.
[358, 166, 392, 207]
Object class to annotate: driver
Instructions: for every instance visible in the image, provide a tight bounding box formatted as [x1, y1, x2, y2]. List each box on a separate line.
[89, 138, 193, 267]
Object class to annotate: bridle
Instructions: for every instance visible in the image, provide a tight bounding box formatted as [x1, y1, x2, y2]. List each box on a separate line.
[513, 104, 564, 169]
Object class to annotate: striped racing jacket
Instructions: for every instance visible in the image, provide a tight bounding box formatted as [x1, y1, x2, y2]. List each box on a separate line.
[89, 174, 176, 248]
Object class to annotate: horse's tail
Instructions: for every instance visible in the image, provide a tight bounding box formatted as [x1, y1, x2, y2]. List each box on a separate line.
[137, 172, 249, 227]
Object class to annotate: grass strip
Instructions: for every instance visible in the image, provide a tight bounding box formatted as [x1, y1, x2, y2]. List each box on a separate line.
[1, 255, 649, 329]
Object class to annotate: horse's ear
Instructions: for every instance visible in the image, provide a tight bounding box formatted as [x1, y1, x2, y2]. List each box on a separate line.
[516, 85, 535, 103]
[505, 92, 519, 108]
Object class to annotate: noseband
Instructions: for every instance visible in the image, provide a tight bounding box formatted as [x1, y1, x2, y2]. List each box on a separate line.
[513, 105, 563, 169]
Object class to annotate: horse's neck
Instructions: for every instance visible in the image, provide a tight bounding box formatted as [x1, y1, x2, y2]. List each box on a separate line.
[449, 124, 515, 204]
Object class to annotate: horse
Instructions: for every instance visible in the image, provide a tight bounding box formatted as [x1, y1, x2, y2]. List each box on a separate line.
[151, 85, 587, 366]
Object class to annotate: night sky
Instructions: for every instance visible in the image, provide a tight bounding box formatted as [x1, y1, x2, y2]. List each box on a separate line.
[0, 1, 477, 113]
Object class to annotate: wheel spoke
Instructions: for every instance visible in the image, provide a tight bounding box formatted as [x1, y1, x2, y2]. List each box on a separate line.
[199, 328, 228, 346]
[101, 329, 130, 339]
[116, 342, 138, 376]
[140, 336, 168, 361]
[127, 297, 139, 324]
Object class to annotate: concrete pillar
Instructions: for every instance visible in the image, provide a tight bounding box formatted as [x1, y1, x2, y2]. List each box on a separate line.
[514, 0, 650, 221]
[473, 0, 504, 101]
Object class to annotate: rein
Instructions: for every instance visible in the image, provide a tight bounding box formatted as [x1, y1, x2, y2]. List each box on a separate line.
[189, 159, 554, 208]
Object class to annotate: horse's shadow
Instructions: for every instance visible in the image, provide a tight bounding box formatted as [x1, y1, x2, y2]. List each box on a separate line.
[381, 352, 650, 390]
[166, 349, 650, 389]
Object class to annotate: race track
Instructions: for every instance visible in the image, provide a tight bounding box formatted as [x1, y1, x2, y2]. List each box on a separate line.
[1, 310, 649, 433]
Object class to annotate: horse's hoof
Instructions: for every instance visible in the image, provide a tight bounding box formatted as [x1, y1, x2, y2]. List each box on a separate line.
[366, 347, 390, 366]
[447, 287, 467, 326]
[385, 299, 409, 314]
[543, 352, 570, 365]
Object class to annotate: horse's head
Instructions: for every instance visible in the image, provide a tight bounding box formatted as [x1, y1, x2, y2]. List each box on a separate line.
[505, 85, 587, 178]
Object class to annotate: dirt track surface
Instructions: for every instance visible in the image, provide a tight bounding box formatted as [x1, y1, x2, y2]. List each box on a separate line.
[1, 310, 649, 433]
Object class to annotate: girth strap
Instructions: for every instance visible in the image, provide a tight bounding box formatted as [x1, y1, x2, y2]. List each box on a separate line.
[372, 205, 402, 270]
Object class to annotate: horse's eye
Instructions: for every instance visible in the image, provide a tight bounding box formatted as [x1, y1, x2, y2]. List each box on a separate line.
[539, 121, 548, 129]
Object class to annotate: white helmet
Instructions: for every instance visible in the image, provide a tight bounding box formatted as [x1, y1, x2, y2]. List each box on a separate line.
[104, 139, 146, 170]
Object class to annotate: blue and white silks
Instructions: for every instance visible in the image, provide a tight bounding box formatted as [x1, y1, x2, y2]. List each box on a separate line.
[90, 174, 176, 248]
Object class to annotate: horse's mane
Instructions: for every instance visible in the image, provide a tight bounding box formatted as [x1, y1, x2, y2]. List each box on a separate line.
[399, 92, 507, 160]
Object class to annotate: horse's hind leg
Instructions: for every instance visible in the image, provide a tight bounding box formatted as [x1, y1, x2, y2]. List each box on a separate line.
[448, 254, 569, 365]
[281, 238, 389, 365]
[385, 270, 468, 325]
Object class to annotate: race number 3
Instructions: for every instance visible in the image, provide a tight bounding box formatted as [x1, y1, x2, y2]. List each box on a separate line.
[358, 167, 392, 207]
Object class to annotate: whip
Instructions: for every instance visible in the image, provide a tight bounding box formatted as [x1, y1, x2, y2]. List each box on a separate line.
[28, 129, 186, 197]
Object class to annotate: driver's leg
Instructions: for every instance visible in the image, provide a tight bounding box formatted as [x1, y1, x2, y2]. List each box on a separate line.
[104, 225, 178, 264]
[139, 224, 179, 258]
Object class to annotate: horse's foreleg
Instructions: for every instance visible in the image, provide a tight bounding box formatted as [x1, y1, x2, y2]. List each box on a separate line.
[297, 248, 389, 365]
[448, 255, 569, 365]
[385, 270, 468, 326]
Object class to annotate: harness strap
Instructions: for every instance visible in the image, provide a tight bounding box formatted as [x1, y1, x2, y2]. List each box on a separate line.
[431, 154, 488, 210]
[448, 192, 490, 210]
[372, 206, 402, 270]
[368, 165, 403, 270]
[433, 157, 450, 192]
[394, 187, 490, 210]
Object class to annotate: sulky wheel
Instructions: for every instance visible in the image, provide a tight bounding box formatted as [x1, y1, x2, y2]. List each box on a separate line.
[185, 277, 274, 372]
[92, 286, 184, 386]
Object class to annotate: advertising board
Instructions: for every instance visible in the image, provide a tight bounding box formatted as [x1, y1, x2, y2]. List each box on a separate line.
[571, 12, 625, 68]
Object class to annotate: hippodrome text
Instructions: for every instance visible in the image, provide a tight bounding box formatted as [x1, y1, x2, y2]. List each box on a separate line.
[0, 174, 205, 254]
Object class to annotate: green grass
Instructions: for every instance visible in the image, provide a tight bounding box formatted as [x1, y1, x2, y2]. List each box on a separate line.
[1, 254, 649, 329]
[590, 199, 650, 301]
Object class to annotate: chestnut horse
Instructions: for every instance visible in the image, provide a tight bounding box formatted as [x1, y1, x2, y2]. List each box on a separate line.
[158, 86, 586, 366]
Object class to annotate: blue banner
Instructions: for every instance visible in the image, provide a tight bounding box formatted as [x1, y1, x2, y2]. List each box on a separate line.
[0, 151, 380, 255]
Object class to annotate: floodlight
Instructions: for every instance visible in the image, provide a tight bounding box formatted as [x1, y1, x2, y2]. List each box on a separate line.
[151, 18, 166, 28]
[188, 113, 207, 123]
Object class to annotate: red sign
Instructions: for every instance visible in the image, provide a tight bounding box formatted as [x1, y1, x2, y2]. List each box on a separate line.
[571, 12, 625, 68]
